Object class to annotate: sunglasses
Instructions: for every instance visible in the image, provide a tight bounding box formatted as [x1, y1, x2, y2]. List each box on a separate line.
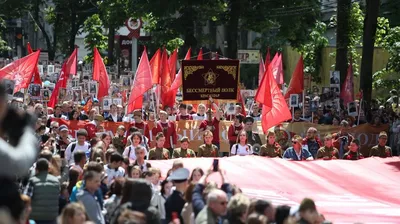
[292, 141, 298, 144]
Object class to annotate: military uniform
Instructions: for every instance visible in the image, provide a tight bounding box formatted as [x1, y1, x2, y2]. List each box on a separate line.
[112, 135, 126, 155]
[197, 144, 218, 157]
[369, 145, 392, 158]
[316, 146, 339, 159]
[172, 148, 196, 158]
[259, 143, 282, 157]
[343, 151, 364, 160]
[148, 147, 170, 160]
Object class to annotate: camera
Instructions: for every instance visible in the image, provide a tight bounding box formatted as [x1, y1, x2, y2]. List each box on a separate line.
[1, 107, 36, 146]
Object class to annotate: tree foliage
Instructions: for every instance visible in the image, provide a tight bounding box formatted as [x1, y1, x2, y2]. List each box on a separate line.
[30, 0, 99, 59]
[131, 0, 226, 56]
[296, 21, 328, 83]
[82, 14, 107, 63]
[373, 26, 400, 94]
[131, 0, 320, 58]
[330, 2, 363, 77]
[0, 18, 11, 52]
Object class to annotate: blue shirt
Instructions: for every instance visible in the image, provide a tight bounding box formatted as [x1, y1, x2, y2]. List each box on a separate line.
[283, 147, 313, 160]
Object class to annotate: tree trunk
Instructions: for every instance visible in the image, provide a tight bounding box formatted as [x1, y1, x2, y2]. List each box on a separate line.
[69, 12, 77, 54]
[34, 0, 54, 60]
[226, 0, 241, 59]
[360, 0, 380, 112]
[107, 26, 115, 65]
[335, 0, 352, 86]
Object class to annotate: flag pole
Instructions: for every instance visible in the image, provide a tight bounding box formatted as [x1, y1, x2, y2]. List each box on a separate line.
[357, 99, 362, 125]
[302, 90, 305, 118]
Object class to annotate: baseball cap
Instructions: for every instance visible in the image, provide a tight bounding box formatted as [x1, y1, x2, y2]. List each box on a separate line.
[59, 125, 69, 132]
[93, 98, 99, 103]
[94, 114, 104, 121]
[379, 131, 388, 138]
[167, 168, 190, 182]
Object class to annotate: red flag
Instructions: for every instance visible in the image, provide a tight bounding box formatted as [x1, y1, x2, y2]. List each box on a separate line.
[254, 68, 272, 111]
[258, 53, 265, 86]
[122, 89, 127, 104]
[0, 50, 41, 93]
[167, 48, 192, 108]
[93, 47, 110, 100]
[284, 56, 304, 99]
[264, 48, 271, 69]
[170, 48, 191, 92]
[26, 42, 42, 85]
[150, 49, 161, 85]
[237, 90, 247, 116]
[160, 49, 174, 107]
[261, 66, 292, 133]
[340, 59, 355, 105]
[168, 49, 178, 81]
[48, 48, 78, 107]
[197, 48, 203, 60]
[271, 53, 284, 85]
[127, 47, 153, 114]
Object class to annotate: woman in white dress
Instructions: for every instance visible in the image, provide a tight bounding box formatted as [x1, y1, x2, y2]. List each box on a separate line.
[230, 130, 253, 156]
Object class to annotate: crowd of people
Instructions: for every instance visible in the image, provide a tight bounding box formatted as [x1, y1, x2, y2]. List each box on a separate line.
[0, 77, 398, 224]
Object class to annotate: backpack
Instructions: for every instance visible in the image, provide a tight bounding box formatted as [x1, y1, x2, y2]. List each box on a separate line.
[71, 142, 91, 155]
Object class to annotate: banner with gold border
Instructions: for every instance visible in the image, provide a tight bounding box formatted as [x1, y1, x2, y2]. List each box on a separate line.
[181, 60, 240, 103]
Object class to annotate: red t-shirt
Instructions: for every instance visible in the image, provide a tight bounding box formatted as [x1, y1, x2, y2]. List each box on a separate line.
[152, 121, 177, 148]
[199, 117, 220, 144]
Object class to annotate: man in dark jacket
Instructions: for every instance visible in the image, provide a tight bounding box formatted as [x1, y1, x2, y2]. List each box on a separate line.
[164, 168, 190, 223]
[24, 158, 60, 224]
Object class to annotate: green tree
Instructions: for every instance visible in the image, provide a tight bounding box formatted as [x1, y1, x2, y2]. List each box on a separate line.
[373, 26, 400, 96]
[0, 18, 11, 52]
[360, 0, 380, 108]
[380, 0, 400, 27]
[82, 14, 107, 63]
[296, 21, 328, 83]
[31, 0, 100, 59]
[334, 0, 352, 85]
[98, 0, 129, 65]
[330, 2, 364, 79]
[131, 0, 226, 56]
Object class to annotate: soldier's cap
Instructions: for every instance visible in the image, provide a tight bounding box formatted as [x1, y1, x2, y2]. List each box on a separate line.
[379, 131, 388, 138]
[133, 109, 142, 116]
[390, 89, 397, 95]
[180, 136, 190, 143]
[94, 114, 104, 121]
[118, 125, 126, 131]
[244, 116, 254, 124]
[167, 168, 190, 182]
[59, 125, 69, 132]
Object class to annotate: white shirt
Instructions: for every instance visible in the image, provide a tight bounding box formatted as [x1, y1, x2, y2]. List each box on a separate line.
[104, 165, 125, 186]
[231, 143, 253, 156]
[65, 141, 91, 165]
[122, 116, 134, 122]
[123, 145, 148, 163]
[192, 113, 207, 121]
[110, 113, 118, 122]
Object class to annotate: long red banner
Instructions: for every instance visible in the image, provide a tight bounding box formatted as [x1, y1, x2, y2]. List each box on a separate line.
[150, 157, 400, 223]
[54, 119, 388, 155]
